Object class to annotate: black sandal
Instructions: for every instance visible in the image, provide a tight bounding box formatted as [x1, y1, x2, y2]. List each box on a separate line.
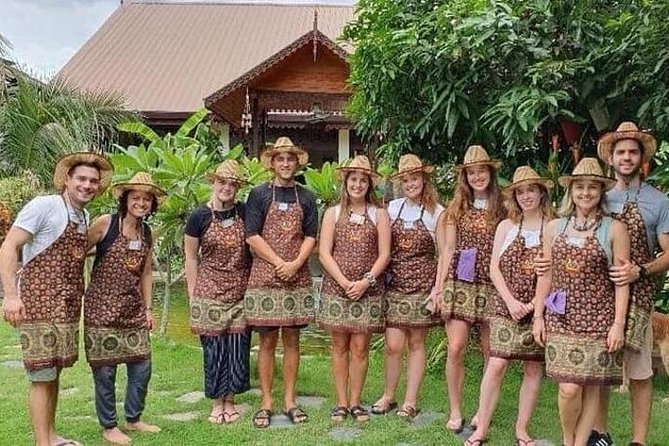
[252, 409, 272, 428]
[349, 405, 370, 422]
[284, 406, 308, 424]
[330, 406, 348, 423]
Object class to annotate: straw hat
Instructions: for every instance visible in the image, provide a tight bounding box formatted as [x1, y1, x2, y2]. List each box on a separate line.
[389, 154, 434, 182]
[505, 166, 553, 192]
[597, 121, 656, 161]
[260, 137, 309, 170]
[113, 172, 166, 202]
[456, 145, 502, 170]
[53, 151, 114, 195]
[558, 157, 616, 190]
[205, 160, 248, 184]
[336, 155, 382, 184]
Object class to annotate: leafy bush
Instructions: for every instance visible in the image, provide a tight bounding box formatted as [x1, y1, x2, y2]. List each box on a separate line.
[0, 170, 44, 216]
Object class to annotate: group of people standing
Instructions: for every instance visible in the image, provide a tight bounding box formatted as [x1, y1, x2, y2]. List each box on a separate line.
[0, 121, 666, 446]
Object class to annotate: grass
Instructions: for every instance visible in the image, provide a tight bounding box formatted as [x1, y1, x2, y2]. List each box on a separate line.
[0, 292, 668, 445]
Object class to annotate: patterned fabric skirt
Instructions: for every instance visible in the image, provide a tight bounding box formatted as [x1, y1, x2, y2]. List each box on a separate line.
[317, 292, 385, 334]
[190, 298, 246, 335]
[385, 291, 440, 329]
[20, 322, 80, 371]
[625, 296, 651, 352]
[200, 332, 251, 399]
[545, 332, 623, 386]
[84, 326, 151, 367]
[441, 280, 493, 324]
[244, 287, 314, 327]
[489, 316, 543, 361]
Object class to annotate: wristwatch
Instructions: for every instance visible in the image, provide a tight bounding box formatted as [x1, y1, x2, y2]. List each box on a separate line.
[363, 272, 377, 287]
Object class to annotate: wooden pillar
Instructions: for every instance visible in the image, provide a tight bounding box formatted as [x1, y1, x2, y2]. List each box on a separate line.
[251, 97, 260, 157]
[337, 128, 350, 163]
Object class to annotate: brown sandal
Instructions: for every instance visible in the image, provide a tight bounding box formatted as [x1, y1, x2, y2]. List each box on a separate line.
[252, 409, 272, 428]
[397, 405, 420, 419]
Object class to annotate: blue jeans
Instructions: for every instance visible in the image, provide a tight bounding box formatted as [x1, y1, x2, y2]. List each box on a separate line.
[91, 360, 151, 429]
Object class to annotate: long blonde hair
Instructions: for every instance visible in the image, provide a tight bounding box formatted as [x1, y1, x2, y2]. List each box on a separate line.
[505, 184, 555, 224]
[337, 171, 383, 223]
[445, 165, 505, 224]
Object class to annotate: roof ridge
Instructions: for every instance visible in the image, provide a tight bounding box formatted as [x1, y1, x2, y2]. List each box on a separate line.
[126, 1, 354, 7]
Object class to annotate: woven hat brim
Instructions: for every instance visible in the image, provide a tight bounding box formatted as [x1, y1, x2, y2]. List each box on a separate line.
[389, 165, 435, 181]
[113, 183, 167, 201]
[336, 166, 381, 185]
[261, 147, 309, 169]
[557, 174, 617, 190]
[505, 178, 554, 191]
[597, 131, 657, 161]
[53, 152, 114, 195]
[455, 159, 502, 171]
[205, 172, 250, 185]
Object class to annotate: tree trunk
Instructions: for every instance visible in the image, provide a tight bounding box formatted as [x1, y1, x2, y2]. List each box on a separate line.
[159, 249, 172, 336]
[588, 101, 611, 132]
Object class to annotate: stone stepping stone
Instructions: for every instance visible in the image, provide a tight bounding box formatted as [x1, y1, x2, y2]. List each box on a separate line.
[268, 413, 294, 429]
[162, 411, 200, 422]
[328, 426, 363, 442]
[534, 440, 556, 446]
[1, 360, 23, 369]
[60, 387, 79, 397]
[407, 411, 444, 429]
[296, 396, 325, 407]
[176, 391, 205, 403]
[246, 388, 262, 396]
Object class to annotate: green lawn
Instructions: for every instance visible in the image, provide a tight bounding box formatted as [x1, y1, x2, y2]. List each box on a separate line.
[0, 301, 668, 445]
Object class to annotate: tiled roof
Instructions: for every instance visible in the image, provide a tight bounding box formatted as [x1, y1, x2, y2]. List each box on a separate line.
[58, 1, 354, 114]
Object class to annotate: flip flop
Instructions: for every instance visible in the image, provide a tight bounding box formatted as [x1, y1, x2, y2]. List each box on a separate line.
[252, 409, 273, 428]
[515, 439, 535, 446]
[222, 410, 240, 424]
[464, 438, 487, 446]
[284, 407, 308, 424]
[371, 399, 398, 415]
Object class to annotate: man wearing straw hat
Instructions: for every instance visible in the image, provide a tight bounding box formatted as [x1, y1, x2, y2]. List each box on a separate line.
[0, 151, 112, 446]
[591, 122, 669, 446]
[244, 137, 318, 428]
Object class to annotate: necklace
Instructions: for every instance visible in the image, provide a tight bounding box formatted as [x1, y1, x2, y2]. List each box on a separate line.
[570, 213, 600, 232]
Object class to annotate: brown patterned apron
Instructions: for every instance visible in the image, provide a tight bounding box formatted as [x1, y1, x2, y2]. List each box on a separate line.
[244, 184, 314, 326]
[489, 218, 544, 361]
[84, 215, 151, 367]
[611, 189, 654, 351]
[544, 217, 623, 385]
[190, 206, 250, 335]
[318, 206, 385, 333]
[386, 199, 440, 329]
[441, 206, 497, 324]
[18, 198, 86, 371]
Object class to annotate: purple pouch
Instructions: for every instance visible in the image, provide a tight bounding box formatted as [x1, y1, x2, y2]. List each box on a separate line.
[546, 289, 567, 315]
[456, 247, 477, 282]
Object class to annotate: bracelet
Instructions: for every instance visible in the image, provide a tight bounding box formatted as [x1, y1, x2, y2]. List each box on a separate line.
[363, 272, 377, 287]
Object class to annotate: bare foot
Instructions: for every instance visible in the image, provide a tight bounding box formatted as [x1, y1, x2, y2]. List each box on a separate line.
[52, 437, 83, 446]
[102, 427, 131, 445]
[126, 421, 161, 433]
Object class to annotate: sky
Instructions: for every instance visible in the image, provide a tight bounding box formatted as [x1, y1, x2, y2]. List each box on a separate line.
[0, 0, 356, 79]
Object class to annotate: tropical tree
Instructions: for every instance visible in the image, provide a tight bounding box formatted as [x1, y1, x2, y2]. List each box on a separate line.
[0, 77, 137, 183]
[343, 0, 669, 167]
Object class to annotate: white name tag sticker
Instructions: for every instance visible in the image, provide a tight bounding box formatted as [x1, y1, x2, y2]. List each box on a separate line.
[278, 202, 289, 212]
[567, 236, 585, 248]
[128, 240, 143, 251]
[524, 232, 540, 248]
[77, 224, 87, 234]
[609, 202, 624, 214]
[349, 213, 365, 225]
[222, 218, 234, 228]
[403, 220, 415, 230]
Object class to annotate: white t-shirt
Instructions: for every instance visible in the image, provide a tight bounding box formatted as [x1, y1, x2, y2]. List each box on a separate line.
[388, 198, 445, 240]
[12, 195, 89, 265]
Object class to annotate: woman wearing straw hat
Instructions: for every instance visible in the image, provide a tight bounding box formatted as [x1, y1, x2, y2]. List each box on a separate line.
[84, 171, 164, 445]
[184, 160, 252, 426]
[432, 145, 505, 433]
[318, 155, 391, 423]
[370, 154, 444, 419]
[532, 158, 630, 446]
[1, 151, 112, 446]
[467, 166, 554, 446]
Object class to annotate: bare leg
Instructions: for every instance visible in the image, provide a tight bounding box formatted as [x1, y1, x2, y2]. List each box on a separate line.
[403, 328, 428, 408]
[470, 323, 491, 427]
[445, 319, 470, 427]
[374, 328, 405, 407]
[349, 333, 372, 407]
[281, 328, 300, 410]
[331, 332, 351, 408]
[30, 381, 55, 446]
[558, 383, 583, 446]
[469, 357, 509, 441]
[574, 385, 600, 446]
[257, 331, 279, 411]
[629, 378, 652, 444]
[592, 385, 610, 434]
[516, 361, 542, 442]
